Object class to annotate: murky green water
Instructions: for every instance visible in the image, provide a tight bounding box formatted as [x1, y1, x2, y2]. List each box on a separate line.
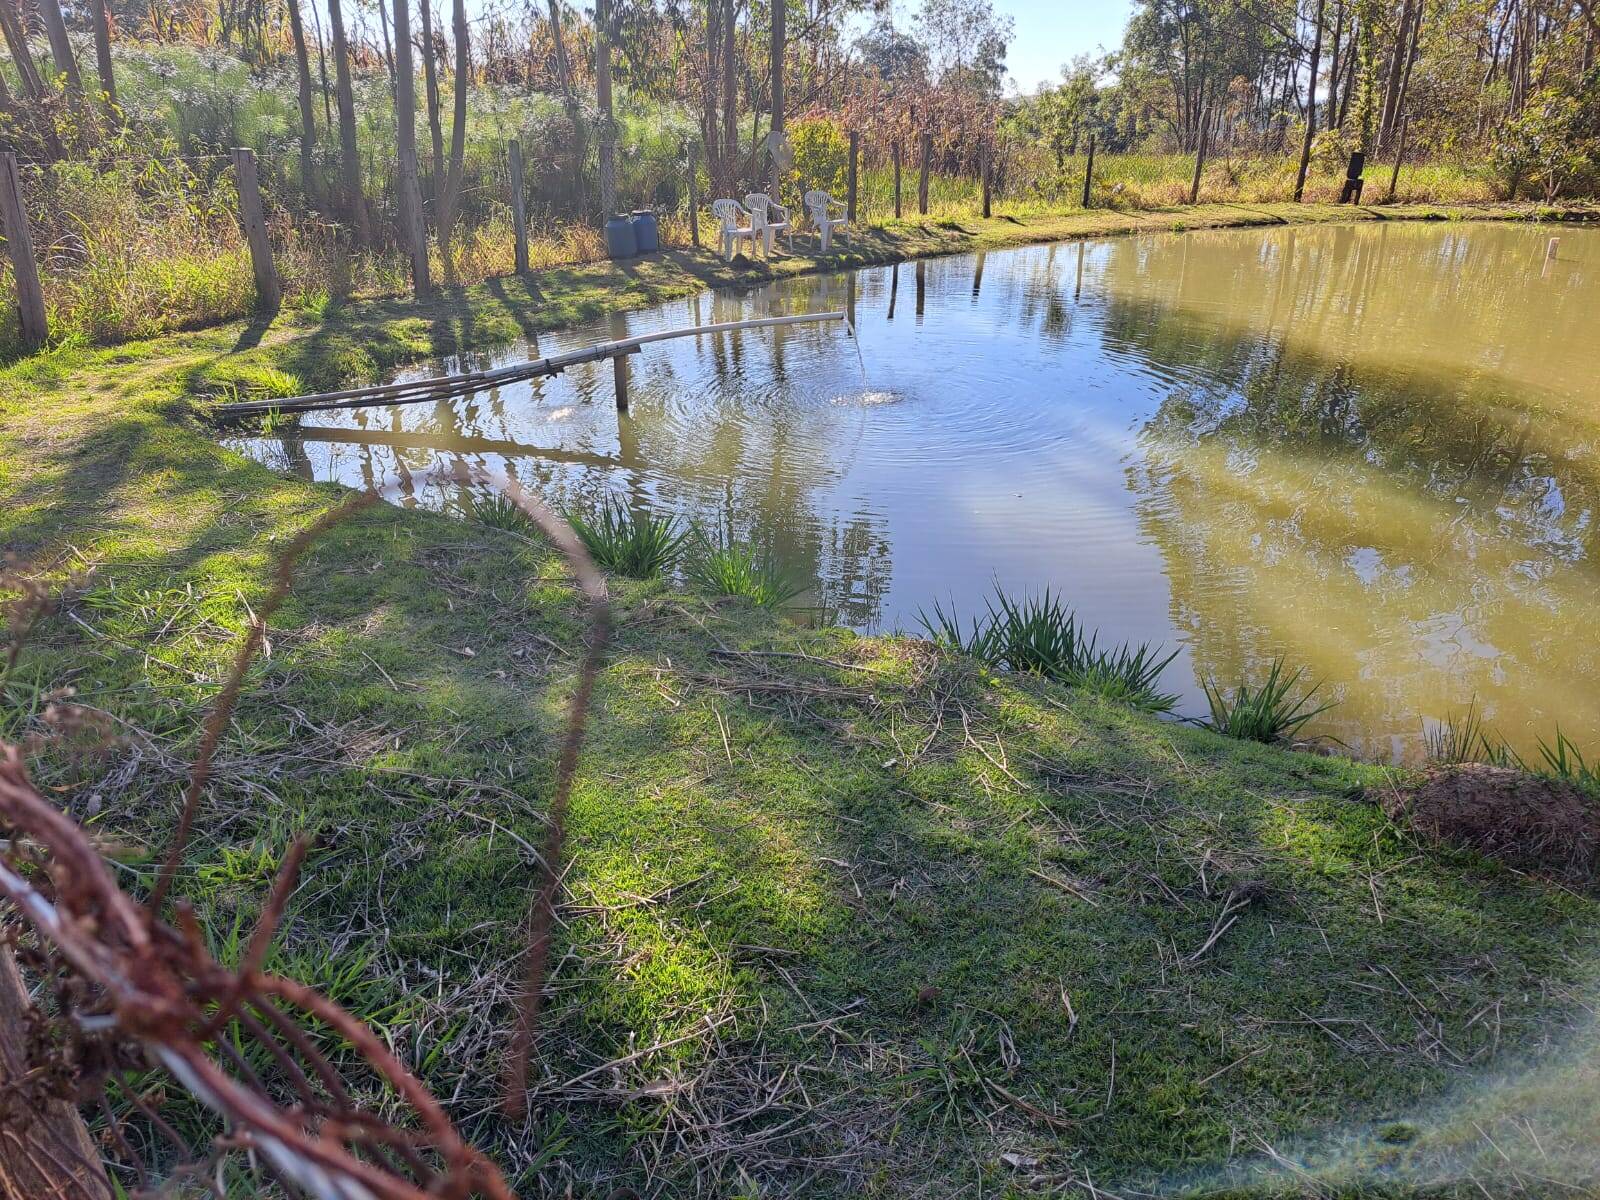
[230, 221, 1600, 760]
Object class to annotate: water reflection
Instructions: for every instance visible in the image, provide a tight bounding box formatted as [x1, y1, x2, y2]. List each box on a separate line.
[228, 221, 1600, 759]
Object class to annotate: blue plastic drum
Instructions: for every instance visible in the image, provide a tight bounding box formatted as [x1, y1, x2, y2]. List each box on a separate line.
[630, 210, 659, 254]
[604, 214, 638, 259]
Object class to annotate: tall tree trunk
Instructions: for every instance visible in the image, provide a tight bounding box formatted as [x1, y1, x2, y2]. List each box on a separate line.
[89, 0, 115, 116]
[392, 0, 430, 295]
[595, 0, 616, 217]
[36, 0, 83, 99]
[1387, 0, 1422, 146]
[546, 0, 585, 216]
[0, 0, 46, 102]
[419, 0, 444, 210]
[310, 0, 333, 128]
[1376, 0, 1413, 148]
[1295, 0, 1327, 201]
[0, 950, 113, 1200]
[703, 1, 722, 192]
[1325, 0, 1344, 131]
[769, 0, 784, 196]
[721, 0, 737, 190]
[327, 0, 369, 243]
[435, 0, 468, 267]
[287, 0, 319, 208]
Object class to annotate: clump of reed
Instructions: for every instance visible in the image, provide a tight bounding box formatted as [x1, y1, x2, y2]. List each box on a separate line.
[918, 587, 1179, 713]
[685, 534, 804, 608]
[567, 501, 687, 579]
[467, 494, 539, 535]
[1202, 657, 1336, 744]
[1423, 699, 1518, 767]
[1425, 701, 1600, 793]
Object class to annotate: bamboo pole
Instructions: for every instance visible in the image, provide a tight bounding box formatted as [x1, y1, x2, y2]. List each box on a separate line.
[214, 311, 848, 418]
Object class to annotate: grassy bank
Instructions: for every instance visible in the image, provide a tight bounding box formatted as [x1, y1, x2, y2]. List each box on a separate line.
[3, 206, 1600, 1197]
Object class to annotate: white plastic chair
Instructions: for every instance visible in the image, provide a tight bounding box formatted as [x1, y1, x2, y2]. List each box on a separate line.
[710, 198, 757, 260]
[744, 192, 793, 255]
[805, 190, 849, 252]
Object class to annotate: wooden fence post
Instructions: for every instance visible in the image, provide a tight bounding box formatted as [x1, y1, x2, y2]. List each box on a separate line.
[980, 141, 991, 218]
[847, 130, 859, 223]
[892, 141, 902, 219]
[230, 148, 281, 311]
[0, 152, 45, 351]
[1081, 134, 1095, 208]
[507, 139, 529, 273]
[687, 141, 700, 249]
[1187, 115, 1208, 205]
[918, 131, 932, 216]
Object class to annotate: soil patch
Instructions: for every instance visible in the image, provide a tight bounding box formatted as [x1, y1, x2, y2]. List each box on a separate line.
[1388, 765, 1600, 885]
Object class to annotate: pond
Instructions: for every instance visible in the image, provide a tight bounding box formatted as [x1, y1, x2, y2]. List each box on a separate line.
[229, 221, 1600, 762]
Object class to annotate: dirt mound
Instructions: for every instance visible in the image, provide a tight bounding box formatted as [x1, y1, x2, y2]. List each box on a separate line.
[1387, 765, 1600, 885]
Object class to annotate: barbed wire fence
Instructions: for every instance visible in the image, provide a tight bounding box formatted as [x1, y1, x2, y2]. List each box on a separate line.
[0, 473, 610, 1198]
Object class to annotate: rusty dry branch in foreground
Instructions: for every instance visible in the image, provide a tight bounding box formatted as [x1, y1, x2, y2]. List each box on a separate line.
[0, 477, 611, 1198]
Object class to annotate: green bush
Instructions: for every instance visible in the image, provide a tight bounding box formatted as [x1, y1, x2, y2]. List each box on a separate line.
[786, 117, 849, 208]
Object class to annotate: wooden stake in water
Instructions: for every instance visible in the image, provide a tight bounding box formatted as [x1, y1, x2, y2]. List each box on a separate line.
[613, 350, 632, 410]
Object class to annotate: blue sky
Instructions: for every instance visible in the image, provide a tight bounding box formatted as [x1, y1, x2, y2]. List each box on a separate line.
[994, 0, 1137, 93]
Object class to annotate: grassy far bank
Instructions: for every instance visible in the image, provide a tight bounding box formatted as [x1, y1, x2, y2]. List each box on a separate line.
[3, 207, 1600, 1197]
[8, 194, 1598, 373]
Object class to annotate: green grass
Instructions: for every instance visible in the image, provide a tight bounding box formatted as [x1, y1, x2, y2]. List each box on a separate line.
[919, 587, 1180, 713]
[3, 214, 1600, 1197]
[1203, 656, 1337, 744]
[568, 500, 688, 579]
[685, 534, 805, 607]
[466, 492, 540, 536]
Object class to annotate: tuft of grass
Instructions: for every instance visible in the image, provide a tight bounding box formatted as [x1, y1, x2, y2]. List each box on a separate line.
[686, 535, 805, 608]
[1423, 698, 1519, 767]
[567, 500, 688, 579]
[918, 587, 1179, 713]
[466, 493, 538, 536]
[1536, 728, 1600, 794]
[1203, 656, 1336, 743]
